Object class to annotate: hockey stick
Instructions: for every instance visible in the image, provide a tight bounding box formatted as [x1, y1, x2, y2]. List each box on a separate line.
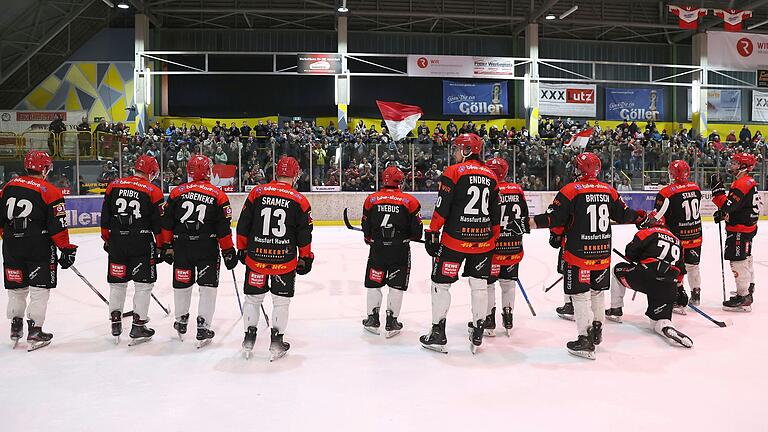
[515, 278, 536, 316]
[70, 266, 132, 317]
[151, 293, 170, 316]
[231, 271, 270, 325]
[543, 276, 563, 293]
[231, 269, 243, 315]
[718, 222, 727, 302]
[343, 208, 425, 243]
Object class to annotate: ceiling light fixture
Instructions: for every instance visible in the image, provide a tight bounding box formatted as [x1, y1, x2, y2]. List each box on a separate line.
[559, 5, 578, 20]
[117, 1, 129, 9]
[545, 14, 556, 20]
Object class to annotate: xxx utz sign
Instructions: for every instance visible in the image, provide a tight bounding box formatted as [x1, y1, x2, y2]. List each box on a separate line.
[751, 90, 768, 122]
[538, 83, 596, 117]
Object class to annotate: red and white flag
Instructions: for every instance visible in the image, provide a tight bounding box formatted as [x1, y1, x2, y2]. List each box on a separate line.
[668, 5, 707, 29]
[714, 9, 752, 32]
[376, 100, 424, 142]
[566, 128, 593, 149]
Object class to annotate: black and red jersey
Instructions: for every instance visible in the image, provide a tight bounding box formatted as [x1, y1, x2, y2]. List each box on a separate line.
[713, 175, 760, 233]
[430, 159, 500, 253]
[533, 180, 639, 270]
[0, 176, 73, 248]
[654, 181, 702, 249]
[236, 180, 313, 275]
[101, 176, 165, 245]
[624, 226, 686, 283]
[361, 187, 423, 246]
[161, 181, 234, 249]
[493, 182, 528, 265]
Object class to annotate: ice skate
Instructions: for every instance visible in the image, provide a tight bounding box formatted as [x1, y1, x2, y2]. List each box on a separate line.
[242, 326, 257, 360]
[420, 319, 447, 354]
[723, 293, 753, 312]
[730, 284, 755, 298]
[362, 307, 380, 335]
[605, 307, 623, 323]
[566, 334, 595, 360]
[672, 305, 687, 315]
[10, 317, 23, 349]
[590, 321, 603, 346]
[128, 315, 154, 346]
[483, 307, 496, 337]
[269, 328, 290, 362]
[384, 310, 403, 338]
[26, 320, 52, 352]
[195, 317, 214, 349]
[110, 310, 122, 344]
[658, 326, 693, 348]
[556, 302, 575, 321]
[690, 288, 701, 306]
[467, 319, 485, 355]
[501, 307, 513, 336]
[174, 313, 189, 342]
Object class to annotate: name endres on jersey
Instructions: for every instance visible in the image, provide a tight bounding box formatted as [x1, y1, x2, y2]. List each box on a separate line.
[262, 196, 291, 208]
[181, 191, 215, 205]
[469, 175, 492, 186]
[117, 188, 140, 199]
[584, 194, 610, 203]
[376, 204, 401, 213]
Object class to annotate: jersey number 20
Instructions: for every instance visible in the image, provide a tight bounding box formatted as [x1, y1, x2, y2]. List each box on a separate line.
[464, 186, 490, 216]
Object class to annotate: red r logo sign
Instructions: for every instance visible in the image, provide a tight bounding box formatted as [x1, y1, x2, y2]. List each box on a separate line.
[737, 38, 753, 57]
[417, 57, 428, 68]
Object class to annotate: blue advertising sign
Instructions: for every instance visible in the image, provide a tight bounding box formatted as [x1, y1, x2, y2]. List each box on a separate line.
[64, 196, 104, 228]
[443, 80, 508, 116]
[605, 88, 665, 121]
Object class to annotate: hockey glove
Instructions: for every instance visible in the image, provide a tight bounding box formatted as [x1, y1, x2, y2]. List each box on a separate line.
[548, 233, 562, 249]
[237, 250, 247, 265]
[713, 210, 727, 224]
[508, 218, 530, 236]
[59, 246, 77, 269]
[425, 230, 441, 257]
[296, 253, 314, 275]
[676, 285, 689, 307]
[222, 248, 238, 270]
[160, 244, 174, 265]
[710, 174, 726, 197]
[103, 241, 109, 253]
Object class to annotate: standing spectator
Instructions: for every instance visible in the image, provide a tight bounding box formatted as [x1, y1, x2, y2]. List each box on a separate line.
[240, 121, 251, 138]
[740, 125, 752, 145]
[76, 116, 91, 157]
[214, 145, 228, 165]
[48, 115, 67, 155]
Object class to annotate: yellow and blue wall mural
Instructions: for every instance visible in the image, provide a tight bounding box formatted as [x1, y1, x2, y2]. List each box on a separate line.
[15, 61, 136, 125]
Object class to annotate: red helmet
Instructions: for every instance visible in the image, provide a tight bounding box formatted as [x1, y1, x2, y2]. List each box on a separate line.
[730, 152, 756, 173]
[24, 150, 53, 175]
[573, 152, 601, 181]
[453, 133, 483, 157]
[276, 156, 300, 178]
[135, 155, 160, 180]
[485, 157, 509, 181]
[187, 155, 212, 181]
[668, 160, 691, 183]
[382, 166, 404, 187]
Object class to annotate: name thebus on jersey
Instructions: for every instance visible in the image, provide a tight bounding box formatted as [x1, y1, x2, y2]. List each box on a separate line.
[181, 191, 215, 205]
[262, 197, 291, 208]
[376, 204, 401, 213]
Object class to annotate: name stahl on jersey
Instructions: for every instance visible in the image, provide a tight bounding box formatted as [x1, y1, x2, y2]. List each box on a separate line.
[237, 181, 313, 274]
[161, 181, 234, 249]
[494, 182, 528, 264]
[430, 160, 500, 253]
[0, 176, 71, 248]
[654, 181, 703, 250]
[713, 175, 762, 234]
[100, 176, 165, 243]
[361, 188, 423, 245]
[624, 226, 686, 283]
[534, 181, 639, 270]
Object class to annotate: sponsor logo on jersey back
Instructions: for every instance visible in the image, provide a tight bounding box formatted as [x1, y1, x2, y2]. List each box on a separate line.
[5, 268, 23, 283]
[175, 268, 192, 284]
[369, 268, 384, 283]
[109, 263, 127, 279]
[441, 261, 460, 277]
[248, 272, 267, 288]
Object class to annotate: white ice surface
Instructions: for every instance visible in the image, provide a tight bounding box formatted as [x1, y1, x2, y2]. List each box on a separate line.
[1, 223, 767, 432]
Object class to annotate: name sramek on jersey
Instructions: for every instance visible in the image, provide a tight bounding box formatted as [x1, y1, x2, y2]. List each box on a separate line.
[469, 175, 492, 186]
[377, 204, 401, 213]
[262, 196, 291, 208]
[584, 194, 610, 203]
[181, 191, 215, 205]
[118, 188, 140, 199]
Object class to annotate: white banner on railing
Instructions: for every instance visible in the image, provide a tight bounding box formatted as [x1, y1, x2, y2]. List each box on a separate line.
[752, 90, 768, 122]
[539, 83, 597, 117]
[0, 110, 87, 134]
[407, 55, 517, 78]
[687, 88, 742, 121]
[707, 31, 768, 70]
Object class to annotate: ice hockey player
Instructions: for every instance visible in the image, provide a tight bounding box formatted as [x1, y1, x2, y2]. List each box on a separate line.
[483, 157, 527, 336]
[0, 150, 77, 351]
[360, 166, 423, 338]
[101, 155, 165, 345]
[607, 215, 693, 348]
[160, 155, 237, 348]
[711, 152, 761, 312]
[420, 133, 501, 354]
[236, 156, 313, 360]
[528, 152, 647, 359]
[648, 160, 703, 311]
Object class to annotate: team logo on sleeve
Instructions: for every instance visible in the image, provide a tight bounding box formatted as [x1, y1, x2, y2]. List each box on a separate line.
[369, 268, 384, 283]
[223, 205, 232, 218]
[175, 269, 192, 284]
[109, 263, 127, 279]
[441, 261, 460, 278]
[248, 272, 267, 288]
[5, 268, 23, 283]
[53, 203, 66, 217]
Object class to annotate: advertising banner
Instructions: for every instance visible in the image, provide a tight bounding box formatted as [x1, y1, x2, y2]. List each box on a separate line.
[539, 83, 597, 117]
[442, 80, 508, 116]
[297, 54, 342, 75]
[0, 110, 87, 134]
[605, 88, 665, 121]
[752, 90, 768, 122]
[472, 57, 515, 78]
[408, 55, 473, 78]
[686, 89, 742, 121]
[212, 164, 237, 192]
[707, 31, 768, 70]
